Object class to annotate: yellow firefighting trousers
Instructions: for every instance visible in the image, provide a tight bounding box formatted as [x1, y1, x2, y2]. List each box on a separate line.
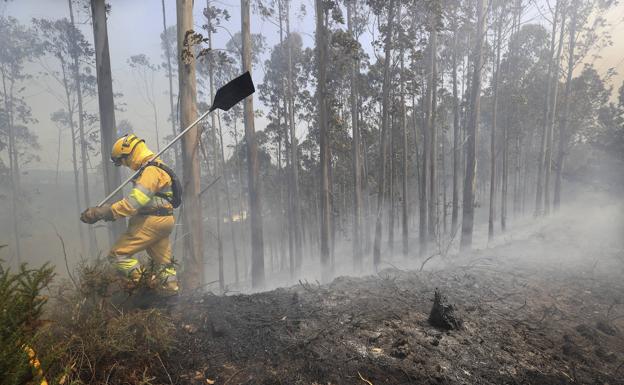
[108, 214, 176, 280]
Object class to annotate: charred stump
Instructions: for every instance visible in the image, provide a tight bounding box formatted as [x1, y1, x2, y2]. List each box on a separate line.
[428, 289, 463, 330]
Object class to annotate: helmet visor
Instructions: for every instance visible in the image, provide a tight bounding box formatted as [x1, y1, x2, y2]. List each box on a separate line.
[111, 155, 125, 167]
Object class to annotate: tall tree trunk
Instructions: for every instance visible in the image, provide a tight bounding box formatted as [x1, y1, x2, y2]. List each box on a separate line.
[460, 0, 487, 251]
[508, 0, 523, 222]
[233, 120, 249, 280]
[400, 46, 408, 257]
[388, 105, 395, 256]
[347, 0, 363, 269]
[554, 0, 577, 210]
[217, 113, 239, 283]
[535, 0, 559, 216]
[241, 0, 265, 288]
[177, 0, 204, 289]
[285, 0, 302, 275]
[91, 0, 124, 241]
[315, 0, 332, 280]
[60, 58, 86, 255]
[69, 0, 96, 254]
[362, 133, 372, 255]
[2, 73, 21, 263]
[427, 9, 438, 244]
[419, 58, 430, 254]
[161, 0, 181, 170]
[372, 0, 396, 268]
[451, 28, 460, 236]
[206, 2, 225, 290]
[488, 11, 502, 242]
[545, 7, 566, 215]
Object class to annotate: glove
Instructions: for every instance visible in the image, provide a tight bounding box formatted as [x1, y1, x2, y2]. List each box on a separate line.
[80, 205, 114, 224]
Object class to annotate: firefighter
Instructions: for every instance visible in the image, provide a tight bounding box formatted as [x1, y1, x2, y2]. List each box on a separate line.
[80, 134, 180, 294]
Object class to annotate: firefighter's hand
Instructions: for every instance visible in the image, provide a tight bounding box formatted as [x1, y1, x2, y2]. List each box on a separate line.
[81, 205, 113, 224]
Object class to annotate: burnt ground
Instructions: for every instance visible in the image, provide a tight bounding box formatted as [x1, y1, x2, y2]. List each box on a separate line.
[154, 246, 624, 384]
[113, 202, 624, 385]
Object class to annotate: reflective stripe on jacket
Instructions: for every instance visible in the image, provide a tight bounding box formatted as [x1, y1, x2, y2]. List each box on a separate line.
[111, 164, 173, 218]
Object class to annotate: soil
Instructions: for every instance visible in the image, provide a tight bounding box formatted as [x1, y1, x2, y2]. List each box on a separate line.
[145, 248, 624, 385]
[113, 204, 624, 385]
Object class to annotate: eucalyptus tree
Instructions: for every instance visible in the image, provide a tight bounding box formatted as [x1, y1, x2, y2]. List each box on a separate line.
[160, 1, 180, 170]
[0, 16, 41, 263]
[90, 0, 125, 240]
[241, 0, 266, 288]
[367, 0, 397, 269]
[177, 0, 205, 289]
[554, 0, 616, 209]
[68, 0, 98, 253]
[37, 17, 100, 255]
[460, 0, 487, 251]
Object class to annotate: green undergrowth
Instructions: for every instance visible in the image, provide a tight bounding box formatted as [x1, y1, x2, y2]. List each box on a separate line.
[0, 261, 54, 385]
[1, 258, 176, 385]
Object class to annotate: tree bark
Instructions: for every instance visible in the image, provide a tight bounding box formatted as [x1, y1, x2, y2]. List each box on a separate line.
[488, 11, 502, 242]
[347, 0, 363, 269]
[69, 0, 96, 254]
[372, 0, 396, 268]
[400, 46, 408, 257]
[2, 72, 21, 263]
[554, 0, 577, 210]
[535, 0, 559, 216]
[545, 7, 566, 215]
[91, 0, 124, 241]
[284, 0, 302, 275]
[427, 9, 438, 244]
[60, 56, 86, 255]
[451, 28, 460, 236]
[161, 0, 181, 170]
[460, 0, 487, 251]
[315, 0, 332, 280]
[206, 1, 227, 290]
[241, 0, 265, 288]
[177, 0, 205, 289]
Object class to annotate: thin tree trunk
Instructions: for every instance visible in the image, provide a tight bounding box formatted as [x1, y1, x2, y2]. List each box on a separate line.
[460, 0, 487, 251]
[91, 0, 124, 241]
[451, 29, 460, 236]
[427, 10, 438, 244]
[554, 0, 577, 210]
[315, 0, 332, 279]
[388, 105, 395, 256]
[400, 46, 408, 257]
[545, 7, 566, 215]
[373, 0, 396, 268]
[233, 119, 249, 280]
[535, 0, 559, 216]
[60, 57, 86, 255]
[2, 73, 21, 264]
[241, 0, 265, 288]
[285, 0, 302, 275]
[217, 113, 239, 283]
[177, 0, 205, 289]
[206, 2, 226, 290]
[488, 11, 502, 242]
[69, 0, 96, 254]
[348, 0, 363, 269]
[161, 0, 181, 170]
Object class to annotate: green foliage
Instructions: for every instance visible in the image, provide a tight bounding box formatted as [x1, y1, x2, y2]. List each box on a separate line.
[43, 258, 175, 384]
[0, 261, 54, 385]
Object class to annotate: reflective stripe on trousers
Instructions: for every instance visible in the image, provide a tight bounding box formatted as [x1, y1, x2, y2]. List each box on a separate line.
[108, 215, 176, 280]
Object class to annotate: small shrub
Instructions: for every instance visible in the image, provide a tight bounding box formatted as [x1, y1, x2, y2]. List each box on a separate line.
[0, 261, 54, 385]
[46, 258, 176, 385]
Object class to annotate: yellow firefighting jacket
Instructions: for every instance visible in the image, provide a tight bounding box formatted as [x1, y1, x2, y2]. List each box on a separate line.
[110, 142, 173, 218]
